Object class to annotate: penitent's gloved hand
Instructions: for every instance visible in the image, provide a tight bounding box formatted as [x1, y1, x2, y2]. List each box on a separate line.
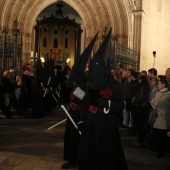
[77, 121, 84, 131]
[98, 98, 109, 110]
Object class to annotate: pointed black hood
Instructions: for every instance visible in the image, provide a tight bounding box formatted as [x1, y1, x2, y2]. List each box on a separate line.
[67, 31, 99, 89]
[34, 58, 47, 85]
[44, 57, 54, 77]
[88, 28, 112, 90]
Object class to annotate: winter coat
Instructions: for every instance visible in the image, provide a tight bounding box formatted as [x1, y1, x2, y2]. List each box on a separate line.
[151, 88, 170, 129]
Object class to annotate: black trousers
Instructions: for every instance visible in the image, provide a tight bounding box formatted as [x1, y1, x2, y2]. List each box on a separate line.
[131, 106, 148, 142]
[150, 128, 168, 155]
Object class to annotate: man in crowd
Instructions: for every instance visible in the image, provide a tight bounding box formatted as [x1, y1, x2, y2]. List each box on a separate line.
[148, 68, 157, 80]
[165, 68, 170, 90]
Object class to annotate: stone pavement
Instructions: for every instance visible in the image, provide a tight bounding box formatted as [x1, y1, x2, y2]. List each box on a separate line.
[0, 104, 170, 170]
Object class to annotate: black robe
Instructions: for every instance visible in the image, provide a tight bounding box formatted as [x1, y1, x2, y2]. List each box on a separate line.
[63, 91, 88, 163]
[32, 83, 44, 119]
[79, 77, 128, 170]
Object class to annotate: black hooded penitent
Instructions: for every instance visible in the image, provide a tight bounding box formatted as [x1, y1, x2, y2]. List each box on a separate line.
[88, 28, 112, 90]
[66, 31, 99, 90]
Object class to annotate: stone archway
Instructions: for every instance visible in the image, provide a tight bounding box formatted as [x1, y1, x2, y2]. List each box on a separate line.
[0, 0, 135, 68]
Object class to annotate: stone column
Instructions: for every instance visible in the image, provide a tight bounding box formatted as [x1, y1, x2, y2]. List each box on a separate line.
[133, 10, 143, 70]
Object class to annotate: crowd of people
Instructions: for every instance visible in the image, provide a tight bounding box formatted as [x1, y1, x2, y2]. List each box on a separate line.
[0, 61, 170, 170]
[118, 66, 170, 159]
[0, 62, 72, 119]
[60, 65, 170, 170]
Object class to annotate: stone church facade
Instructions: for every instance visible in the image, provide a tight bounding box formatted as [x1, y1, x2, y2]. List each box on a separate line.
[0, 0, 169, 75]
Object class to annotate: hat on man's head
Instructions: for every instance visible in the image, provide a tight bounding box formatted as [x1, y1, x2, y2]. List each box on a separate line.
[67, 31, 99, 89]
[88, 28, 112, 90]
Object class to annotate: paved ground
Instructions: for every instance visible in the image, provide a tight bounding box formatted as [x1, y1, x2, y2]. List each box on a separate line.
[0, 104, 170, 170]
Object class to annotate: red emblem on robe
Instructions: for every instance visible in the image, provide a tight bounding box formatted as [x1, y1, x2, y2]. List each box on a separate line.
[70, 91, 76, 100]
[100, 87, 113, 99]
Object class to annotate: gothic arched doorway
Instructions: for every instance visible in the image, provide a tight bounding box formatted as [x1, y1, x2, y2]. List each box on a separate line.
[34, 3, 82, 68]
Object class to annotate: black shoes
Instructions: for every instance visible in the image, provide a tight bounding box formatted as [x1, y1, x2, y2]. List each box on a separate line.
[61, 161, 76, 169]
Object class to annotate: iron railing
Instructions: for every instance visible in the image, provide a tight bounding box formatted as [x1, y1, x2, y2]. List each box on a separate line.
[108, 42, 138, 72]
[0, 20, 22, 72]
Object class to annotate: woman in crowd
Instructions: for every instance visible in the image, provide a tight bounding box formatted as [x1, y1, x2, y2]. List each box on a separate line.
[150, 78, 170, 158]
[147, 76, 159, 134]
[1, 70, 14, 118]
[131, 75, 151, 145]
[13, 74, 27, 115]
